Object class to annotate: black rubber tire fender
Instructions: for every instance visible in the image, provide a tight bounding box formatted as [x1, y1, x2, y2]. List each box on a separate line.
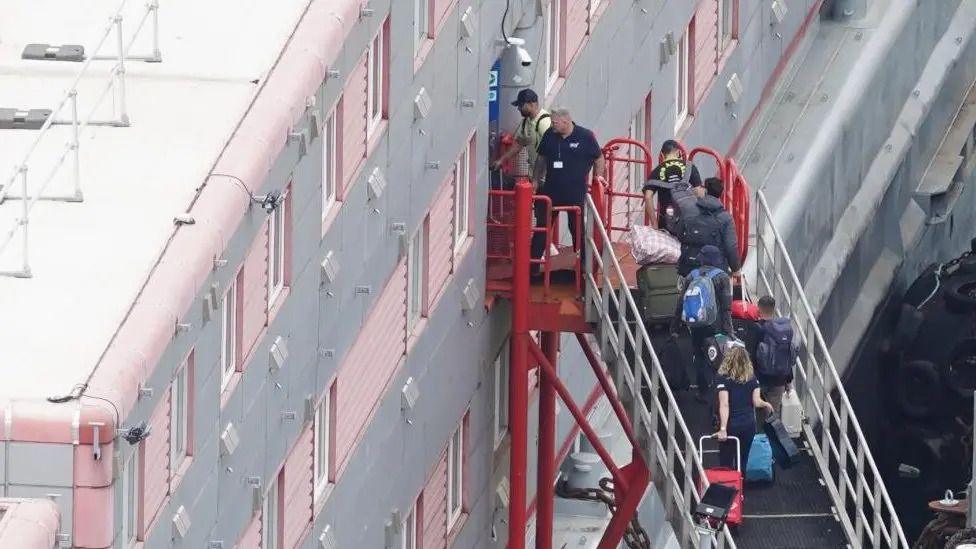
[891, 304, 924, 351]
[943, 338, 976, 399]
[896, 360, 941, 419]
[944, 275, 976, 314]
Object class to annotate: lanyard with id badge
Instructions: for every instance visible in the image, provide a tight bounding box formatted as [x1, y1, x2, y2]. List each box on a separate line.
[553, 140, 564, 169]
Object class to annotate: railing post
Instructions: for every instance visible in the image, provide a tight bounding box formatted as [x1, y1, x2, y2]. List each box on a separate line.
[113, 15, 130, 126]
[590, 178, 606, 255]
[69, 90, 82, 201]
[18, 166, 30, 278]
[536, 331, 557, 549]
[508, 179, 533, 549]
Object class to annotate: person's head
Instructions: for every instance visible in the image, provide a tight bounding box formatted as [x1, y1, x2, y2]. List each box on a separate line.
[660, 139, 682, 160]
[718, 345, 754, 383]
[550, 107, 574, 136]
[705, 177, 724, 199]
[700, 245, 722, 268]
[758, 295, 776, 319]
[511, 89, 540, 118]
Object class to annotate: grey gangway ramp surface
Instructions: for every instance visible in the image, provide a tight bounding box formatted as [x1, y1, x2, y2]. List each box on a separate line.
[654, 331, 848, 549]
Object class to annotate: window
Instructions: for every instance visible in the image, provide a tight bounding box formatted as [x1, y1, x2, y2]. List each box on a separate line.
[447, 422, 464, 528]
[220, 277, 238, 391]
[629, 98, 650, 192]
[322, 108, 338, 218]
[367, 22, 387, 136]
[402, 495, 422, 549]
[453, 139, 473, 253]
[313, 386, 333, 498]
[493, 340, 510, 449]
[718, 0, 736, 52]
[407, 227, 426, 330]
[119, 449, 139, 547]
[414, 0, 430, 50]
[262, 474, 281, 549]
[170, 352, 192, 474]
[675, 31, 689, 132]
[545, 0, 561, 90]
[268, 191, 288, 308]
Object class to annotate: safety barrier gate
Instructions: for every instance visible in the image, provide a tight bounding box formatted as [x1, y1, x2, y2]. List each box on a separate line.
[754, 190, 909, 547]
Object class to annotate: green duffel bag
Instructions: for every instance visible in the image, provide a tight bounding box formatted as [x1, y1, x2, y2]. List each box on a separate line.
[637, 263, 681, 324]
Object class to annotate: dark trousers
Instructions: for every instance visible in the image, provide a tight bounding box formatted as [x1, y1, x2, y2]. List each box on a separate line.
[530, 195, 583, 262]
[720, 422, 756, 472]
[690, 326, 717, 396]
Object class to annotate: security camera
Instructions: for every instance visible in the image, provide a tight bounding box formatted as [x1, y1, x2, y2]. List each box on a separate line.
[515, 45, 532, 67]
[118, 421, 151, 445]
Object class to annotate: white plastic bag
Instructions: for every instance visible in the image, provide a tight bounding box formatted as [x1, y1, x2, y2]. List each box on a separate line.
[628, 224, 680, 265]
[781, 389, 803, 436]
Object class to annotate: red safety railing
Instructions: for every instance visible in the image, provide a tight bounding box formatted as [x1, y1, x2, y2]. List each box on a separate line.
[601, 137, 654, 239]
[486, 184, 582, 297]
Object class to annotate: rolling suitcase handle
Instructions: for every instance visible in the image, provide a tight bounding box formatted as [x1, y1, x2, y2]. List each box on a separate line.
[698, 434, 741, 472]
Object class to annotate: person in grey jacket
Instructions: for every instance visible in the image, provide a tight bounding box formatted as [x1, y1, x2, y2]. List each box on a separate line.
[676, 177, 741, 276]
[671, 245, 735, 401]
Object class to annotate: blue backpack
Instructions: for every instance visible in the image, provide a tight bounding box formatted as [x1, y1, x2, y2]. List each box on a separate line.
[681, 268, 721, 327]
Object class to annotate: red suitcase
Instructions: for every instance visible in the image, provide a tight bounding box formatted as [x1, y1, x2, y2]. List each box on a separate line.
[731, 299, 760, 321]
[699, 436, 744, 527]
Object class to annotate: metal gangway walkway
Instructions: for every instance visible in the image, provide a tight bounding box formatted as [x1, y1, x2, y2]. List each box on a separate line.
[487, 138, 908, 548]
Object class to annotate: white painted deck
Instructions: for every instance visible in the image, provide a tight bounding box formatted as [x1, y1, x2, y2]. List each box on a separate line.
[0, 0, 307, 399]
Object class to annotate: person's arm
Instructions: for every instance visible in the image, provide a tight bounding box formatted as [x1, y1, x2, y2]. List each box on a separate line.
[716, 390, 730, 440]
[723, 216, 742, 274]
[690, 164, 703, 188]
[593, 154, 607, 181]
[752, 387, 774, 412]
[719, 275, 734, 336]
[490, 142, 525, 170]
[643, 189, 656, 227]
[532, 154, 547, 192]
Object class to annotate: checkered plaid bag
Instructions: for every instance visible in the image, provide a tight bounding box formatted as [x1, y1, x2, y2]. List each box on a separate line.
[627, 224, 680, 265]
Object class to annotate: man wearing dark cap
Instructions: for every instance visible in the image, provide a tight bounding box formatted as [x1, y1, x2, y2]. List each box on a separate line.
[643, 139, 703, 230]
[491, 89, 551, 185]
[672, 244, 734, 402]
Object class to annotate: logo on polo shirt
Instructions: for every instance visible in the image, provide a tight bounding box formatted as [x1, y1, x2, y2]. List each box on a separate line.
[569, 142, 580, 149]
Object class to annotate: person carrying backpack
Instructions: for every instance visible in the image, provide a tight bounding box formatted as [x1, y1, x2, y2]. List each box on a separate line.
[677, 177, 741, 277]
[642, 140, 703, 230]
[754, 295, 797, 424]
[671, 245, 734, 403]
[491, 89, 551, 187]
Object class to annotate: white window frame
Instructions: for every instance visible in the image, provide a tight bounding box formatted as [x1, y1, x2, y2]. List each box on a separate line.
[545, 0, 561, 91]
[718, 0, 735, 52]
[322, 109, 337, 219]
[453, 143, 471, 253]
[629, 103, 648, 192]
[268, 195, 287, 308]
[119, 449, 139, 547]
[675, 31, 689, 132]
[414, 0, 430, 50]
[169, 358, 190, 473]
[493, 340, 510, 449]
[367, 24, 385, 136]
[402, 499, 420, 549]
[447, 424, 464, 528]
[220, 279, 238, 391]
[589, 0, 601, 17]
[313, 390, 331, 499]
[407, 228, 426, 330]
[262, 476, 280, 549]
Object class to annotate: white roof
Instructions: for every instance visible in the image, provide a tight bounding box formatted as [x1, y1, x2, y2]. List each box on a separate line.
[0, 0, 308, 400]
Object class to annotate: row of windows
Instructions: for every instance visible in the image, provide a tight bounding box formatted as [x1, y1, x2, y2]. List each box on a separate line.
[675, 0, 739, 132]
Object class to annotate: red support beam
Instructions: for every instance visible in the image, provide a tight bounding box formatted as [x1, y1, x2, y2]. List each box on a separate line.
[597, 458, 651, 549]
[527, 339, 629, 493]
[508, 180, 533, 549]
[536, 332, 558, 549]
[575, 333, 640, 448]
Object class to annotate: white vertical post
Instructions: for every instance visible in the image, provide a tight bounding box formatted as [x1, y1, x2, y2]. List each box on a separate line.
[149, 0, 162, 62]
[19, 166, 30, 278]
[969, 391, 976, 527]
[114, 15, 130, 126]
[70, 90, 82, 201]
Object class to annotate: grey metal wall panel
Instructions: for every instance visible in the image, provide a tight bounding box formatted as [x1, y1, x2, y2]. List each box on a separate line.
[7, 443, 72, 487]
[8, 484, 72, 533]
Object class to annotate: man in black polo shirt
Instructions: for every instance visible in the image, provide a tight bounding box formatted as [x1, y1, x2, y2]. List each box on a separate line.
[643, 139, 703, 229]
[530, 107, 606, 261]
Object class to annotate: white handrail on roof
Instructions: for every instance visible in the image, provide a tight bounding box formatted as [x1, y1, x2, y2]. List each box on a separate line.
[0, 0, 161, 278]
[753, 190, 909, 548]
[581, 195, 736, 549]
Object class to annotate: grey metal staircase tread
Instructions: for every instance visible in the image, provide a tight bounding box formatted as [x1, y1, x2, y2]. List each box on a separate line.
[731, 515, 848, 548]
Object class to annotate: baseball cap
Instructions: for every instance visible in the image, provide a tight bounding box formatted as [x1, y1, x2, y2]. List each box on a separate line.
[511, 89, 539, 107]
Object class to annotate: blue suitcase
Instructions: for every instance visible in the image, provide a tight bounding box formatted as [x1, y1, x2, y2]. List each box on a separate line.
[745, 434, 774, 482]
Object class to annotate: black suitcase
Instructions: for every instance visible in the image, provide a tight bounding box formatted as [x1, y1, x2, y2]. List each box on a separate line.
[764, 415, 801, 468]
[659, 337, 690, 392]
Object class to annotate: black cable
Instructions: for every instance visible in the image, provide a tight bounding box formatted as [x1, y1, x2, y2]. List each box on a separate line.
[210, 172, 255, 201]
[47, 383, 121, 433]
[80, 392, 122, 431]
[501, 0, 510, 44]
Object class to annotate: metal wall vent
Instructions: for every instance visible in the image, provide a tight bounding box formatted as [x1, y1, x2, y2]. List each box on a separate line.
[0, 109, 52, 130]
[367, 166, 387, 200]
[219, 423, 239, 457]
[459, 7, 475, 40]
[771, 0, 788, 25]
[321, 250, 340, 284]
[414, 87, 433, 120]
[726, 73, 744, 105]
[401, 377, 420, 412]
[461, 278, 480, 311]
[22, 44, 85, 62]
[270, 336, 289, 372]
[172, 505, 191, 539]
[319, 524, 337, 549]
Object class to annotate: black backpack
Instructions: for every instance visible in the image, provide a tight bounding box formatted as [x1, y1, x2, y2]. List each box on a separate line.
[661, 163, 699, 235]
[756, 318, 797, 380]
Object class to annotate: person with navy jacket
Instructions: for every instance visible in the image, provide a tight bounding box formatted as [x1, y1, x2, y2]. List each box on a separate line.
[715, 345, 774, 470]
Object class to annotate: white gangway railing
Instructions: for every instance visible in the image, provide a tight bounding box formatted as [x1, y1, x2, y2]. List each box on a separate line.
[754, 190, 908, 548]
[0, 0, 160, 277]
[581, 195, 737, 548]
